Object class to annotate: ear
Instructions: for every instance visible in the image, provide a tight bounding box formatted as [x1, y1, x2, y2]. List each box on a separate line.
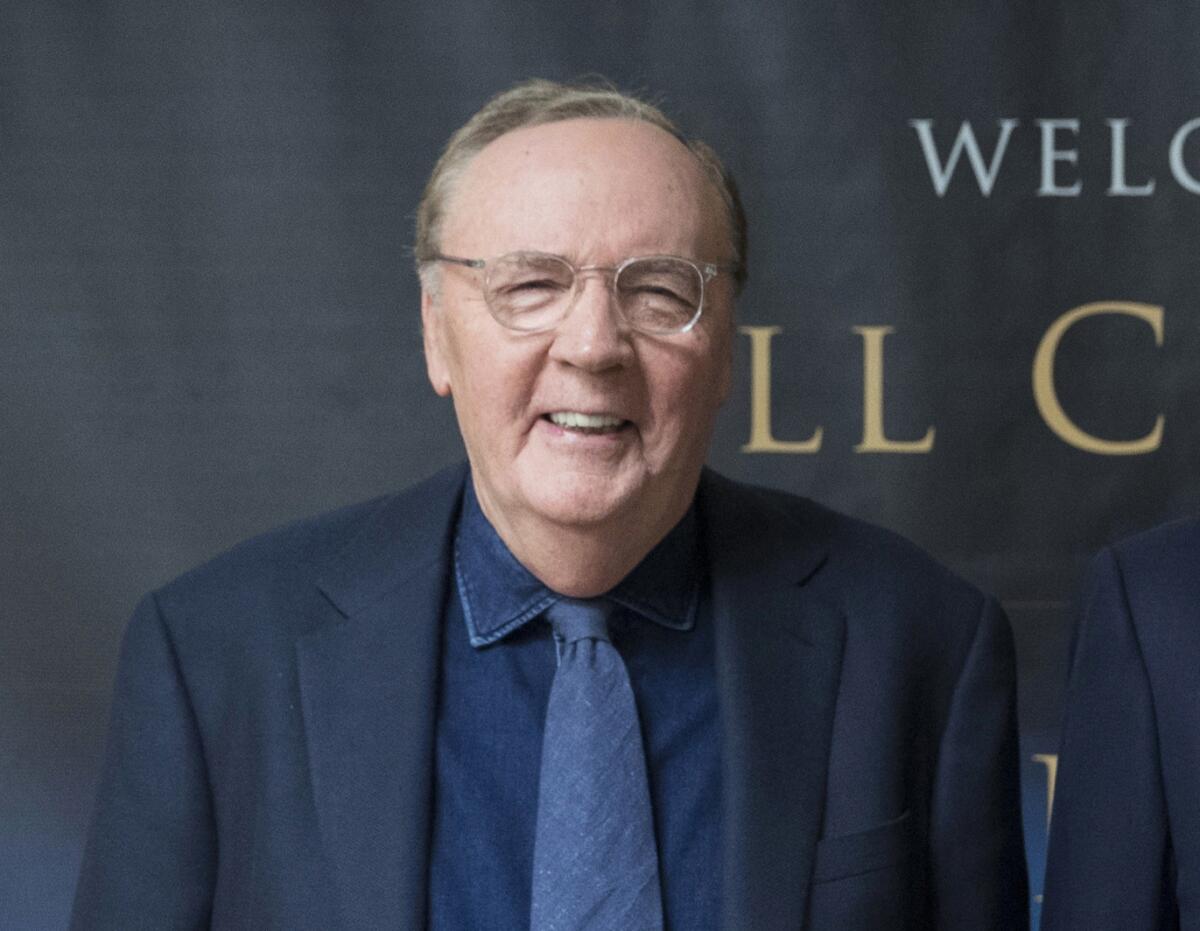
[421, 288, 453, 397]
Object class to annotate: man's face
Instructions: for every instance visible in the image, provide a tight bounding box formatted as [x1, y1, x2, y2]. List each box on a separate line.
[422, 117, 734, 541]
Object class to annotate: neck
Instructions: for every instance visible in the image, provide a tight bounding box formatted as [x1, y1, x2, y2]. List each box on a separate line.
[476, 483, 698, 598]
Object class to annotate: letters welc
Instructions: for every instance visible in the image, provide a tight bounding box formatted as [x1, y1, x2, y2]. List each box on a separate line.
[910, 118, 1200, 196]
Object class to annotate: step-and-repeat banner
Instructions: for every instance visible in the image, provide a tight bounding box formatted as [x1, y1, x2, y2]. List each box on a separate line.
[4, 2, 1198, 927]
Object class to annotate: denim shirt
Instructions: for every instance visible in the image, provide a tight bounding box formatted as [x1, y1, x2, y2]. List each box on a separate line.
[427, 479, 721, 930]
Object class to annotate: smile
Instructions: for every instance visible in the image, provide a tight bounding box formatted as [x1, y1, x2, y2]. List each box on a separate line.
[544, 411, 630, 434]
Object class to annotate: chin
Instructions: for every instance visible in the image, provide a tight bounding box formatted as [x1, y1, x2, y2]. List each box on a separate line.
[525, 475, 642, 529]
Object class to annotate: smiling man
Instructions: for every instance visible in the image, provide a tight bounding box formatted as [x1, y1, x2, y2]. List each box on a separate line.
[420, 113, 733, 598]
[73, 80, 1028, 930]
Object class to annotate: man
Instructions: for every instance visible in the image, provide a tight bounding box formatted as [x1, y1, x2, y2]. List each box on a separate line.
[73, 79, 1027, 929]
[1041, 517, 1200, 929]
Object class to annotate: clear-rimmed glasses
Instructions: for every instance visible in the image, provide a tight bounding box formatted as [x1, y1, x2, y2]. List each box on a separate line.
[427, 251, 737, 335]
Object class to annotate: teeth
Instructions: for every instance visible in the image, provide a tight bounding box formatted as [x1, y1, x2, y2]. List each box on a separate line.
[548, 412, 625, 429]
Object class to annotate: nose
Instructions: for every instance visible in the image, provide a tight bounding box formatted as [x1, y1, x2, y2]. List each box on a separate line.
[547, 269, 635, 372]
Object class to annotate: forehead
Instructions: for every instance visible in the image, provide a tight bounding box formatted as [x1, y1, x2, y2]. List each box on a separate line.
[442, 118, 726, 259]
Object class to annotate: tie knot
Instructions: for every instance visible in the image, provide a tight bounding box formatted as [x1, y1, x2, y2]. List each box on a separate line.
[546, 598, 612, 644]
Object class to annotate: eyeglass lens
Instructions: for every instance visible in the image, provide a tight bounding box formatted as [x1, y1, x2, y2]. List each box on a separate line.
[486, 253, 703, 334]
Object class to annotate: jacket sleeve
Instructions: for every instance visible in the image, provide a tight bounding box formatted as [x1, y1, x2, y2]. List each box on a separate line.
[930, 596, 1030, 929]
[1040, 547, 1174, 930]
[70, 593, 216, 930]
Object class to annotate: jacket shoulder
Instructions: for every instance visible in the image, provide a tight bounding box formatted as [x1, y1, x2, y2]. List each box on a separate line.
[152, 464, 466, 636]
[703, 470, 979, 601]
[1100, 514, 1200, 635]
[1110, 514, 1200, 572]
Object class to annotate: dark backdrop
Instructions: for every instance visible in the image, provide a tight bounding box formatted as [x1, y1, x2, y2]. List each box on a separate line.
[4, 3, 1198, 927]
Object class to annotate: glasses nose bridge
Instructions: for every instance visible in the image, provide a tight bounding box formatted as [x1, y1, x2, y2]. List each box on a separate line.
[572, 262, 619, 295]
[565, 262, 625, 320]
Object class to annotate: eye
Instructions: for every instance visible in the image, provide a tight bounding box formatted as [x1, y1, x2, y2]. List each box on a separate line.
[617, 260, 702, 311]
[631, 282, 689, 303]
[620, 277, 699, 316]
[491, 254, 574, 297]
[504, 276, 566, 293]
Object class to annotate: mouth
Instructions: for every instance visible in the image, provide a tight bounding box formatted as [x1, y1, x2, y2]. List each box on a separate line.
[542, 411, 632, 436]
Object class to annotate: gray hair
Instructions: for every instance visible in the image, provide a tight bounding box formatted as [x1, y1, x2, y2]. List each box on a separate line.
[414, 78, 746, 292]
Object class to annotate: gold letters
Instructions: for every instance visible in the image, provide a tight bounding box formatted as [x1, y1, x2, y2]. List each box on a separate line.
[740, 326, 824, 453]
[853, 326, 936, 453]
[740, 307, 1164, 456]
[1032, 302, 1164, 455]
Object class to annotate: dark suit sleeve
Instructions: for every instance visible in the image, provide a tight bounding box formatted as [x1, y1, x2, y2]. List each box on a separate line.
[71, 593, 216, 930]
[1040, 547, 1174, 930]
[929, 596, 1029, 929]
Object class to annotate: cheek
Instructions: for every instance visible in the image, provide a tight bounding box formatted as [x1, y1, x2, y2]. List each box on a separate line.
[644, 350, 725, 449]
[452, 342, 545, 431]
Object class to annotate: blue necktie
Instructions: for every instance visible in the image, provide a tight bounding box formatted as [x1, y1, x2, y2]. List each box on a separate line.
[530, 598, 664, 931]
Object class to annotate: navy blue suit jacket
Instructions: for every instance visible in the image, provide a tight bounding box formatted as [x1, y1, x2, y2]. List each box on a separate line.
[72, 465, 1027, 929]
[1042, 517, 1200, 930]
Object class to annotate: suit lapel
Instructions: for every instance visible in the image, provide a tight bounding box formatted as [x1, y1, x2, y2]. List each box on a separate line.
[297, 465, 466, 930]
[700, 472, 846, 931]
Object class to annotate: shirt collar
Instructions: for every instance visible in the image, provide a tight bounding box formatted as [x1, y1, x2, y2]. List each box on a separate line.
[454, 478, 700, 648]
